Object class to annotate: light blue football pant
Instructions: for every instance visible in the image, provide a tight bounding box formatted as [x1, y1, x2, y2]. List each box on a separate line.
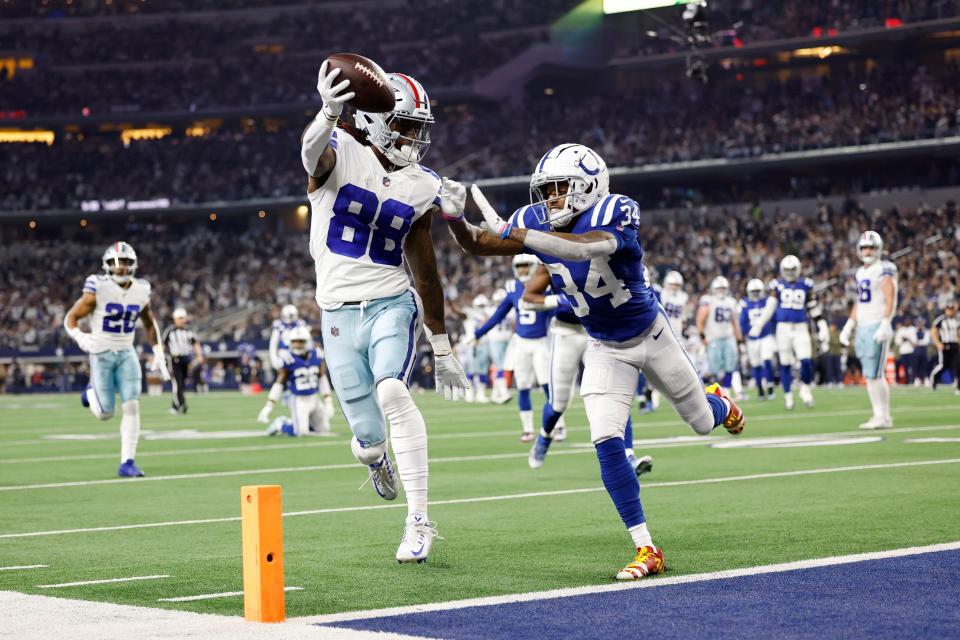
[320, 290, 422, 447]
[471, 341, 490, 377]
[855, 322, 888, 379]
[706, 337, 738, 376]
[488, 339, 509, 369]
[89, 346, 142, 417]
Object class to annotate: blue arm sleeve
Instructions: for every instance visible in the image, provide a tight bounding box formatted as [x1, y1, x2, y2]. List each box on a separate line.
[475, 299, 513, 339]
[739, 306, 750, 334]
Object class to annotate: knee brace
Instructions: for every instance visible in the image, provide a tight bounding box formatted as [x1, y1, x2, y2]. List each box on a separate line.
[350, 436, 386, 465]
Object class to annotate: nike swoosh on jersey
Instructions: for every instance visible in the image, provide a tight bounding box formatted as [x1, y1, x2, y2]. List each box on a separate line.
[652, 328, 664, 340]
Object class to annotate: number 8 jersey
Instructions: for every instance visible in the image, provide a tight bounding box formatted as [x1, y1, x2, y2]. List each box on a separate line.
[83, 274, 152, 353]
[308, 126, 442, 310]
[509, 194, 659, 343]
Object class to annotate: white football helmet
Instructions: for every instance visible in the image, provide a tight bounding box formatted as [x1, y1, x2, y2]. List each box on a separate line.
[354, 72, 433, 167]
[664, 270, 684, 290]
[530, 143, 610, 229]
[857, 231, 883, 265]
[746, 278, 765, 301]
[102, 241, 138, 284]
[780, 255, 801, 282]
[473, 294, 490, 309]
[492, 288, 507, 304]
[710, 276, 730, 295]
[512, 254, 539, 283]
[281, 304, 299, 324]
[287, 325, 312, 356]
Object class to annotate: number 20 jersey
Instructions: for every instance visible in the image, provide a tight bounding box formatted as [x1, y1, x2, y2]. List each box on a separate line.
[509, 194, 659, 343]
[82, 274, 152, 352]
[308, 127, 442, 310]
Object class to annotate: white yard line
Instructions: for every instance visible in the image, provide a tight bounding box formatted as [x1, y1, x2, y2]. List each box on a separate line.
[301, 541, 960, 625]
[158, 586, 303, 603]
[37, 574, 170, 589]
[3, 457, 958, 540]
[0, 564, 47, 571]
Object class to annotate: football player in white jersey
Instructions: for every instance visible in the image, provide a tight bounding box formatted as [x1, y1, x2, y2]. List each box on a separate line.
[302, 62, 469, 563]
[696, 277, 742, 389]
[839, 231, 899, 429]
[487, 288, 514, 404]
[63, 242, 170, 477]
[660, 271, 690, 337]
[468, 294, 493, 403]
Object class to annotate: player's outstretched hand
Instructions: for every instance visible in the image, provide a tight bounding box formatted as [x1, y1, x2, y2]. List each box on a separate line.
[439, 177, 466, 221]
[469, 185, 510, 237]
[316, 60, 356, 119]
[257, 405, 272, 424]
[428, 334, 470, 401]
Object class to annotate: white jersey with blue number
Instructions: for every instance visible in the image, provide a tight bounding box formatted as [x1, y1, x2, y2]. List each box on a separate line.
[83, 274, 151, 353]
[855, 260, 898, 325]
[308, 127, 442, 310]
[700, 293, 738, 340]
[771, 277, 815, 324]
[510, 194, 659, 343]
[660, 288, 689, 335]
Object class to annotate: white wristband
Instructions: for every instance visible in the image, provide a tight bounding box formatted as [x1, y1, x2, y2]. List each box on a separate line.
[428, 334, 452, 357]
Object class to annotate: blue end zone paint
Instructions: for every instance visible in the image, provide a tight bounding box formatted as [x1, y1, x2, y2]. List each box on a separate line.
[319, 549, 960, 640]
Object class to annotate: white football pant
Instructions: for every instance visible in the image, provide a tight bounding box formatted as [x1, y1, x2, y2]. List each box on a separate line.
[549, 320, 589, 413]
[504, 334, 550, 390]
[776, 322, 812, 366]
[746, 335, 777, 367]
[286, 394, 329, 436]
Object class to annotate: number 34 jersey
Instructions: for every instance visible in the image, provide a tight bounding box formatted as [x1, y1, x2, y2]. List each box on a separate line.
[308, 127, 442, 310]
[82, 274, 152, 353]
[509, 194, 659, 343]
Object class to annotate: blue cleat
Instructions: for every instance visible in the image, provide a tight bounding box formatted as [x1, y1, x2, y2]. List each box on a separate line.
[528, 434, 553, 469]
[117, 459, 144, 478]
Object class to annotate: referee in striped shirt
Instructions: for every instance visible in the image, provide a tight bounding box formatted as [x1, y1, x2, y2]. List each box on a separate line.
[931, 300, 959, 394]
[162, 308, 204, 414]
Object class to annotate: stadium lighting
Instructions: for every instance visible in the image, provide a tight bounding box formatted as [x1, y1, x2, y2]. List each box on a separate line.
[120, 127, 172, 146]
[209, 213, 217, 221]
[0, 130, 54, 145]
[603, 0, 698, 15]
[296, 205, 309, 217]
[258, 210, 267, 219]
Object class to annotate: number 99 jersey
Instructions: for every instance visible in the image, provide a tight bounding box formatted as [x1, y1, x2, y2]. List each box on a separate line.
[508, 194, 659, 343]
[83, 274, 152, 353]
[308, 127, 442, 310]
[770, 277, 815, 324]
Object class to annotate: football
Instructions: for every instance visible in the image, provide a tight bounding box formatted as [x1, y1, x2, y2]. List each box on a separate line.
[324, 52, 395, 113]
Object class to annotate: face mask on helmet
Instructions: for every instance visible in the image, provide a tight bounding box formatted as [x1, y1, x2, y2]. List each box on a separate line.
[102, 243, 138, 284]
[780, 256, 801, 282]
[512, 257, 538, 283]
[857, 232, 883, 265]
[290, 339, 309, 356]
[747, 280, 765, 301]
[530, 145, 609, 229]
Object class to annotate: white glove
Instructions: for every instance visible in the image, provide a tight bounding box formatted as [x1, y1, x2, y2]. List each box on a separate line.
[519, 295, 560, 311]
[316, 60, 355, 119]
[873, 318, 894, 343]
[748, 325, 763, 339]
[839, 319, 854, 347]
[152, 345, 171, 382]
[257, 404, 273, 424]
[470, 184, 510, 236]
[429, 334, 470, 401]
[439, 177, 466, 221]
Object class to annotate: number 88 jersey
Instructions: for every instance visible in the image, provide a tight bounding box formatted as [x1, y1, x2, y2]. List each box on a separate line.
[84, 274, 152, 353]
[509, 194, 659, 343]
[308, 127, 442, 310]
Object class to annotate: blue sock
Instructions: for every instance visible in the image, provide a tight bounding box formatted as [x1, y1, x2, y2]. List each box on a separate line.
[479, 374, 489, 385]
[542, 384, 550, 399]
[595, 438, 645, 528]
[763, 360, 774, 386]
[280, 419, 295, 437]
[518, 388, 532, 411]
[706, 393, 729, 426]
[799, 359, 814, 384]
[752, 366, 764, 392]
[467, 373, 474, 383]
[781, 365, 793, 393]
[541, 402, 562, 435]
[722, 371, 733, 388]
[636, 375, 647, 395]
[624, 416, 634, 450]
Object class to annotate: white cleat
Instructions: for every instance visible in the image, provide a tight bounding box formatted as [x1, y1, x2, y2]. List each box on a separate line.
[396, 514, 439, 564]
[553, 425, 567, 442]
[784, 391, 795, 411]
[799, 385, 815, 409]
[859, 417, 893, 430]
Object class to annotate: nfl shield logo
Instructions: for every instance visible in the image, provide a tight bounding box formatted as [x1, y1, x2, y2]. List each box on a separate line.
[330, 326, 340, 337]
[382, 176, 391, 187]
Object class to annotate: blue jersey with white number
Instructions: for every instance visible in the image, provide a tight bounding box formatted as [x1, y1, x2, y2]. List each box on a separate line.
[771, 277, 814, 323]
[280, 347, 324, 396]
[740, 298, 775, 339]
[510, 194, 659, 343]
[476, 278, 553, 339]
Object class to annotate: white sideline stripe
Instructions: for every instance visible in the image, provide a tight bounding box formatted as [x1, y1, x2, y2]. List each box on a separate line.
[0, 564, 47, 571]
[37, 574, 169, 589]
[3, 457, 958, 539]
[301, 541, 960, 625]
[158, 586, 303, 602]
[5, 422, 960, 490]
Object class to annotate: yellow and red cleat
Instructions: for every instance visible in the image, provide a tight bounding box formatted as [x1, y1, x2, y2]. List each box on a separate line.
[616, 545, 665, 580]
[706, 383, 745, 435]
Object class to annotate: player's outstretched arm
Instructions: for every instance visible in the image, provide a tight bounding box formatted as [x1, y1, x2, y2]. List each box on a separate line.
[63, 293, 97, 353]
[440, 180, 524, 256]
[520, 265, 561, 311]
[302, 61, 355, 189]
[140, 305, 171, 382]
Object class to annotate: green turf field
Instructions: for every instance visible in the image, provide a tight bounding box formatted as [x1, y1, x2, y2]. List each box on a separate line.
[1, 387, 958, 617]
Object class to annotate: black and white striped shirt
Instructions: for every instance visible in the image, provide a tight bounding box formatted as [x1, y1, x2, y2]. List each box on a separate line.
[932, 314, 959, 344]
[162, 326, 198, 357]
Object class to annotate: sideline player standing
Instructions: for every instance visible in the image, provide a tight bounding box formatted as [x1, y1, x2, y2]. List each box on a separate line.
[301, 61, 469, 562]
[63, 242, 170, 477]
[840, 231, 899, 428]
[440, 143, 744, 580]
[696, 276, 741, 388]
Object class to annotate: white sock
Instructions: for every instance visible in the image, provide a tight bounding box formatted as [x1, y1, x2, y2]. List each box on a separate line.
[625, 447, 636, 458]
[494, 375, 507, 395]
[866, 378, 890, 420]
[731, 371, 743, 396]
[474, 379, 488, 401]
[120, 399, 140, 462]
[520, 410, 534, 434]
[377, 379, 428, 517]
[628, 522, 653, 549]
